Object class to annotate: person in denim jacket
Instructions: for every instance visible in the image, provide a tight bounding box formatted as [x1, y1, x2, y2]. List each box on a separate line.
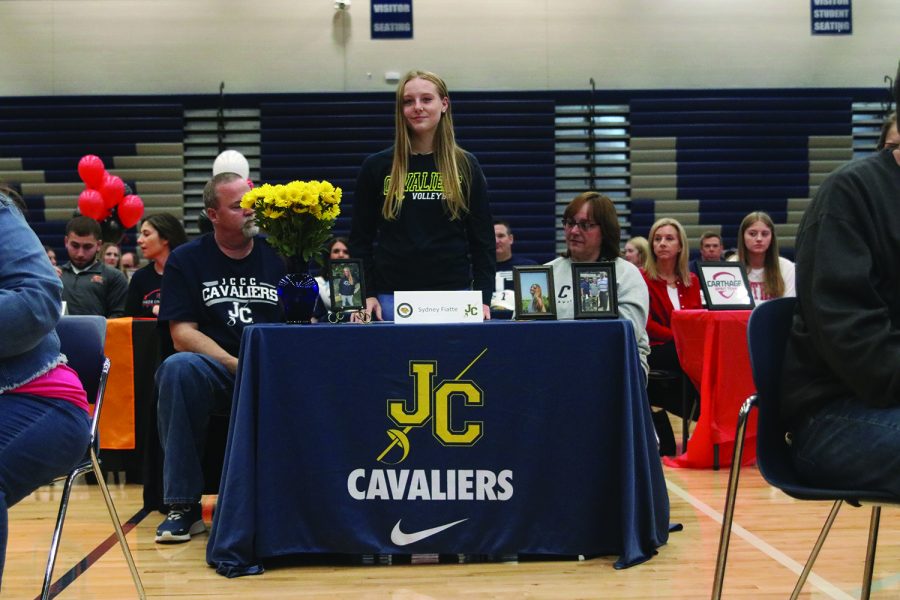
[0, 186, 91, 591]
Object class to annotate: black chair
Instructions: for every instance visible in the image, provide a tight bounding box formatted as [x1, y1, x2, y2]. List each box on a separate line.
[647, 369, 698, 453]
[42, 316, 145, 600]
[711, 297, 899, 599]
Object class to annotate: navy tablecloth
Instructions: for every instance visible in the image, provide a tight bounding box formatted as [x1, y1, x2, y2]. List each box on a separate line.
[207, 319, 670, 576]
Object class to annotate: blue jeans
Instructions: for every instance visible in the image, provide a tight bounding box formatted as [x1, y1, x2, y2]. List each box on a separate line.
[0, 395, 90, 588]
[156, 353, 234, 505]
[790, 397, 900, 496]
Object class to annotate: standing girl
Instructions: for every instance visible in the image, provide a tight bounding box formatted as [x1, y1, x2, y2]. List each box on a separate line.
[350, 70, 494, 321]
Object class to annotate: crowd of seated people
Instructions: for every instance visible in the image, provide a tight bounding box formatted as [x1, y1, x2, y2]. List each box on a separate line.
[5, 67, 849, 565]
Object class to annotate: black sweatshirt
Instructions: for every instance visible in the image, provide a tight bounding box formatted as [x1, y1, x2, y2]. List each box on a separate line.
[781, 149, 900, 426]
[350, 148, 495, 304]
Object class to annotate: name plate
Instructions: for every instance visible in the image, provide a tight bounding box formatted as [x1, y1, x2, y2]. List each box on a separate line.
[393, 291, 483, 323]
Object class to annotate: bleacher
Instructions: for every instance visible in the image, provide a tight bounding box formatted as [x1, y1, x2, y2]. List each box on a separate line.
[0, 100, 185, 256]
[0, 89, 887, 266]
[629, 95, 855, 255]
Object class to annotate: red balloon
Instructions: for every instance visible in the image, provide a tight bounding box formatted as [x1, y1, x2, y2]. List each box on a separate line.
[77, 155, 106, 189]
[118, 194, 144, 229]
[100, 173, 125, 209]
[78, 189, 106, 221]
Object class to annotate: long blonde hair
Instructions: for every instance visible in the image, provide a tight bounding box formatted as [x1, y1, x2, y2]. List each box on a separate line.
[738, 211, 784, 298]
[384, 70, 471, 221]
[625, 236, 650, 269]
[644, 218, 693, 286]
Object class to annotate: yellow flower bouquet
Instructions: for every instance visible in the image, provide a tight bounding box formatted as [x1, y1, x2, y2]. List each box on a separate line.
[240, 179, 342, 264]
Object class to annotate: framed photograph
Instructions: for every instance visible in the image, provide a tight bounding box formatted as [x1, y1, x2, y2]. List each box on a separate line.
[513, 265, 556, 320]
[697, 261, 755, 310]
[572, 262, 618, 319]
[328, 259, 366, 312]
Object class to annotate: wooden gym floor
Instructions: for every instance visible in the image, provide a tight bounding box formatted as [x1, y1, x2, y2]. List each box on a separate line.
[4, 433, 898, 598]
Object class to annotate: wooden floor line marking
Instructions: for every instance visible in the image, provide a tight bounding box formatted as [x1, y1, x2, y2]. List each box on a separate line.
[850, 565, 900, 595]
[35, 507, 150, 600]
[665, 479, 853, 600]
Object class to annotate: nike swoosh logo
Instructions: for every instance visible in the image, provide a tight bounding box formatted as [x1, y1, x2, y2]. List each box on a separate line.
[390, 518, 468, 546]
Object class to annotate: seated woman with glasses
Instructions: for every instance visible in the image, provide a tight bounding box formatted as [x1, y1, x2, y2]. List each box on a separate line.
[641, 217, 703, 454]
[546, 191, 650, 376]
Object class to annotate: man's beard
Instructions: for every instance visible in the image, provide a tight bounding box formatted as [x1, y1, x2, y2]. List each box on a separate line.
[71, 256, 96, 269]
[242, 220, 259, 238]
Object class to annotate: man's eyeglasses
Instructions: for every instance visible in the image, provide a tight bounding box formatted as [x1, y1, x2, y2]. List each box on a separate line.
[562, 218, 598, 232]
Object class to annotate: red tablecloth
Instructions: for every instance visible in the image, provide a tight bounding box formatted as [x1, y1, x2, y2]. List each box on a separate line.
[663, 310, 757, 469]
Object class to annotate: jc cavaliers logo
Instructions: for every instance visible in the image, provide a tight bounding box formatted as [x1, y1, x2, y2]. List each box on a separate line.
[377, 349, 487, 464]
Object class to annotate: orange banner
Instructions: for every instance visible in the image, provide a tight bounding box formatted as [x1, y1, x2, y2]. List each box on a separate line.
[99, 317, 136, 449]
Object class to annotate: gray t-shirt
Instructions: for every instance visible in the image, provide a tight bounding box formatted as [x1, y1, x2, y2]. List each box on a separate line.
[547, 256, 650, 377]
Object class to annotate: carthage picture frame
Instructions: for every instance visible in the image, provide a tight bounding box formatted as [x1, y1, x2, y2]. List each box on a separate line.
[697, 261, 755, 310]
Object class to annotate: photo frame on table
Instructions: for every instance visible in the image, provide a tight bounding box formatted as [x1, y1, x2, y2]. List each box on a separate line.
[697, 261, 755, 310]
[572, 262, 618, 319]
[513, 265, 556, 320]
[328, 259, 366, 312]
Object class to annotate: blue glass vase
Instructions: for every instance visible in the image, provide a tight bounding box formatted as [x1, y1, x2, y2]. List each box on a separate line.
[277, 272, 319, 324]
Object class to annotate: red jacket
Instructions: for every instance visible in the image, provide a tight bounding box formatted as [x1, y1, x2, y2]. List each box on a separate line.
[640, 269, 702, 345]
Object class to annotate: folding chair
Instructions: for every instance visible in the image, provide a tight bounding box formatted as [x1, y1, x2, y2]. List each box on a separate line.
[711, 297, 899, 600]
[42, 315, 145, 599]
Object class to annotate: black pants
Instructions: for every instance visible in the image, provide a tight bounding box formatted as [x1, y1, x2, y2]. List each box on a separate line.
[647, 341, 699, 419]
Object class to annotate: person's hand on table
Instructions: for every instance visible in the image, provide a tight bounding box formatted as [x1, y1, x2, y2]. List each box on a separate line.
[482, 304, 491, 320]
[352, 296, 381, 323]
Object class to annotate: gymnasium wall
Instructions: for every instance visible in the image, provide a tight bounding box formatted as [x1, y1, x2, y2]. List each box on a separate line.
[1, 0, 898, 96]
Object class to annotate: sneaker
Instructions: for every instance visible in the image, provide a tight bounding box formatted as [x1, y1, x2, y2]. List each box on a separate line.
[155, 503, 206, 543]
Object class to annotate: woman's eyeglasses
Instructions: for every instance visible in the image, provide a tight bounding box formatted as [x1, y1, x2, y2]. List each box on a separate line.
[562, 218, 598, 232]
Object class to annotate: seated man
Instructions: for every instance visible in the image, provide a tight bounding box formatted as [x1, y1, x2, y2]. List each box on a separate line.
[689, 231, 723, 278]
[59, 216, 128, 317]
[781, 117, 900, 496]
[120, 251, 138, 273]
[154, 172, 286, 543]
